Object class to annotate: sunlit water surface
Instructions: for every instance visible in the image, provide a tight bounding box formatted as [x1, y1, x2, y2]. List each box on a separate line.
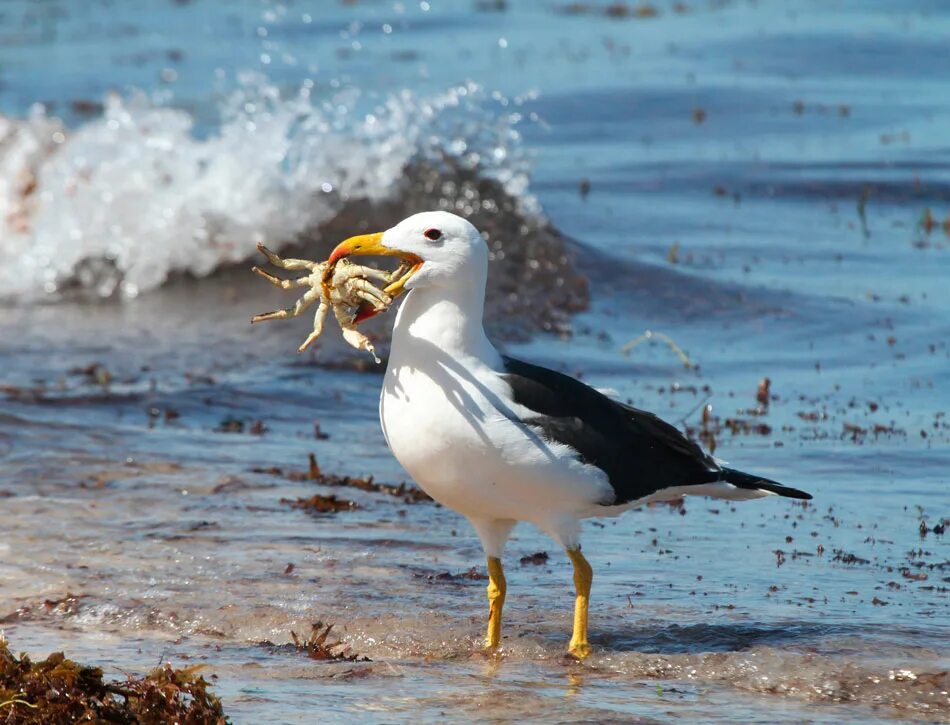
[1, 1, 948, 722]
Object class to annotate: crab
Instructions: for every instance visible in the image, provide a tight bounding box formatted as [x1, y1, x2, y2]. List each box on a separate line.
[250, 243, 409, 362]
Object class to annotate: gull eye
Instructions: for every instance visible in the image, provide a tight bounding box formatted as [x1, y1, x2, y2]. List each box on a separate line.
[423, 228, 442, 242]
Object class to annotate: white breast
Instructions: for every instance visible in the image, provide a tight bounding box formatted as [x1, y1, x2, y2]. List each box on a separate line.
[379, 344, 613, 526]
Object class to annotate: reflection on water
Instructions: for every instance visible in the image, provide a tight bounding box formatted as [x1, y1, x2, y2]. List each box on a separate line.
[1, 0, 948, 722]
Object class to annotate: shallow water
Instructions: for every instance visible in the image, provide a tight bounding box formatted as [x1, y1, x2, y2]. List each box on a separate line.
[1, 1, 948, 722]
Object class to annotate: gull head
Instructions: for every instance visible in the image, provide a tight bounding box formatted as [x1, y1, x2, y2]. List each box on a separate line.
[328, 211, 486, 297]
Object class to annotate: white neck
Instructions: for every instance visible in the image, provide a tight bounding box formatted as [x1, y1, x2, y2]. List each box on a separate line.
[389, 265, 497, 363]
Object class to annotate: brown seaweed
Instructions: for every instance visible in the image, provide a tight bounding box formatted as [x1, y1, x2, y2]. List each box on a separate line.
[258, 623, 369, 663]
[257, 453, 433, 504]
[0, 639, 226, 724]
[282, 493, 359, 514]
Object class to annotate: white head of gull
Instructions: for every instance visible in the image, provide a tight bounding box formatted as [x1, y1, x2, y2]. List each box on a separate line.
[328, 210, 811, 659]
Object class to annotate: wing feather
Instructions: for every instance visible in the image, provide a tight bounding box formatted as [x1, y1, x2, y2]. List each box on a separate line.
[501, 356, 719, 504]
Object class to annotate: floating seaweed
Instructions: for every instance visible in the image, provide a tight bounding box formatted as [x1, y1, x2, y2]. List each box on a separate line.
[414, 567, 488, 582]
[558, 2, 660, 19]
[257, 453, 433, 504]
[621, 329, 697, 370]
[282, 493, 359, 515]
[0, 593, 86, 624]
[69, 362, 112, 386]
[258, 623, 369, 663]
[832, 549, 871, 565]
[519, 551, 550, 566]
[216, 416, 244, 433]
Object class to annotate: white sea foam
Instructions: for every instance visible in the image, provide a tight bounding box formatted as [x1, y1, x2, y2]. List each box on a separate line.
[0, 75, 536, 300]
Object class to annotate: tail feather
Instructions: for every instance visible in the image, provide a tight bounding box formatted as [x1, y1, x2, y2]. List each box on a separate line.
[721, 467, 812, 500]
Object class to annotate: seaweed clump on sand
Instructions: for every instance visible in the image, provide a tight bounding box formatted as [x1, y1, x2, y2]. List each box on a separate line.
[0, 639, 227, 724]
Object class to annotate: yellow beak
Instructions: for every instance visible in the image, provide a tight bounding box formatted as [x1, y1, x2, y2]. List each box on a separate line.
[327, 232, 423, 296]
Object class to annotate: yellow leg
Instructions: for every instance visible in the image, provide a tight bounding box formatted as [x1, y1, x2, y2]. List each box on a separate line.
[567, 548, 593, 659]
[485, 556, 506, 650]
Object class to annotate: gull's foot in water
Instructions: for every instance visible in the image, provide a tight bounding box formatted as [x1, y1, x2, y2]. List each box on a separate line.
[567, 641, 592, 660]
[474, 642, 506, 661]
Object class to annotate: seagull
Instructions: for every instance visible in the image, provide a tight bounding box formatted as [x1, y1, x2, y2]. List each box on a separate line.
[327, 211, 811, 659]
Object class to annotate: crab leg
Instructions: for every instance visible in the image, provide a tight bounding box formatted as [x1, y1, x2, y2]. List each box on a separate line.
[387, 262, 412, 284]
[298, 301, 331, 352]
[252, 266, 313, 290]
[256, 243, 317, 271]
[343, 278, 393, 309]
[332, 301, 379, 362]
[340, 263, 395, 284]
[251, 285, 321, 323]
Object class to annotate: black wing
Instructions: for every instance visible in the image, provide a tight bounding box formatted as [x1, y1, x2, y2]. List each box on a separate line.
[501, 355, 718, 504]
[501, 356, 811, 504]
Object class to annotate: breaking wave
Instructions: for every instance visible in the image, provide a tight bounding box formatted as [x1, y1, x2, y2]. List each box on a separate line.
[0, 75, 548, 302]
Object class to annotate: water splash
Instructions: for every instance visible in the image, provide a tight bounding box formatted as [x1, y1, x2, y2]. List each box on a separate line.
[0, 75, 537, 301]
